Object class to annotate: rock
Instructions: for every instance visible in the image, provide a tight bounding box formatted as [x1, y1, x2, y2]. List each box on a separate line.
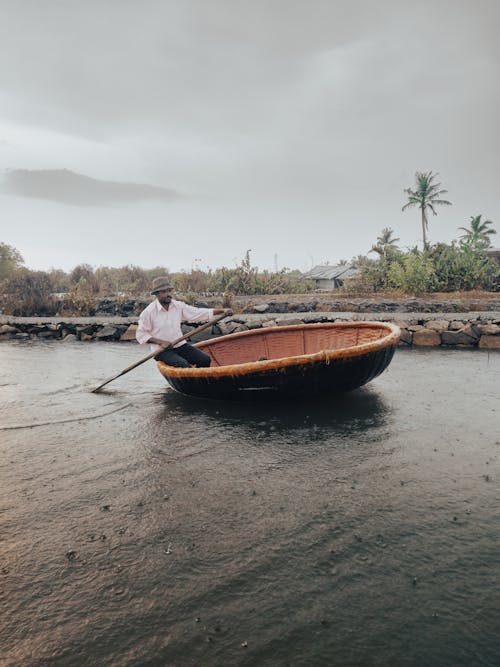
[38, 329, 60, 338]
[399, 329, 413, 345]
[424, 319, 449, 333]
[277, 318, 304, 326]
[268, 301, 290, 313]
[253, 303, 270, 313]
[449, 320, 466, 331]
[190, 328, 214, 343]
[62, 334, 77, 342]
[95, 325, 119, 340]
[60, 326, 76, 337]
[120, 324, 138, 341]
[261, 319, 277, 328]
[475, 323, 500, 335]
[217, 321, 241, 335]
[460, 323, 480, 340]
[14, 332, 30, 339]
[294, 302, 313, 312]
[80, 333, 94, 341]
[0, 325, 18, 334]
[76, 325, 95, 335]
[441, 330, 476, 346]
[413, 330, 441, 346]
[478, 335, 500, 349]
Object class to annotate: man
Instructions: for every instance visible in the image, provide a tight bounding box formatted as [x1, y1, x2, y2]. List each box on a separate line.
[136, 276, 232, 368]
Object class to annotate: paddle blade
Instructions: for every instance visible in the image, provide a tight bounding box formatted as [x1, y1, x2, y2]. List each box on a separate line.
[91, 374, 121, 393]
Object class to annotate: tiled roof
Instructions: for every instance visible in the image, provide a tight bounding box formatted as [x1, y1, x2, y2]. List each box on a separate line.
[302, 264, 359, 280]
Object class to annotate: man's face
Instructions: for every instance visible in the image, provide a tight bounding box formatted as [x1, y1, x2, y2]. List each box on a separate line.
[157, 289, 173, 306]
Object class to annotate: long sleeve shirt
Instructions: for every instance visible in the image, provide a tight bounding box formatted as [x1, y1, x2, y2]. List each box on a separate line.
[136, 298, 214, 352]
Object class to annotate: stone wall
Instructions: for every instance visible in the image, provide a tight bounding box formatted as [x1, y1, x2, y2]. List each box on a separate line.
[1, 312, 499, 348]
[4, 294, 499, 318]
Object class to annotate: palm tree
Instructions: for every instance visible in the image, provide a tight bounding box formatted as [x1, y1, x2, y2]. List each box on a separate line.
[402, 171, 452, 248]
[369, 227, 400, 259]
[458, 215, 496, 249]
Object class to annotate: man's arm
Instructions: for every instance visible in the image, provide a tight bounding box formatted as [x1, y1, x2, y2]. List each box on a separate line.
[146, 336, 172, 348]
[136, 310, 172, 347]
[181, 304, 233, 322]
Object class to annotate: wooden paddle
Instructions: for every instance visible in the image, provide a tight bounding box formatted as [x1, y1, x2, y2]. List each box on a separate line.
[91, 312, 228, 393]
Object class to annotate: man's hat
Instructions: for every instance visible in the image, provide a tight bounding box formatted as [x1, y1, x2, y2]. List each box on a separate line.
[151, 276, 174, 294]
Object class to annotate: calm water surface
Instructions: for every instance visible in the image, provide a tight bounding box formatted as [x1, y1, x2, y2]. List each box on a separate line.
[0, 340, 499, 666]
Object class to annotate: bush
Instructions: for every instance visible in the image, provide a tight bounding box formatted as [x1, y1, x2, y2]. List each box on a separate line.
[1, 269, 56, 315]
[0, 242, 24, 280]
[350, 242, 499, 294]
[429, 243, 500, 291]
[388, 251, 438, 294]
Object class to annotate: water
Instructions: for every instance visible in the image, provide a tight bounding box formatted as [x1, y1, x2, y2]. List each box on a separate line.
[1, 340, 499, 667]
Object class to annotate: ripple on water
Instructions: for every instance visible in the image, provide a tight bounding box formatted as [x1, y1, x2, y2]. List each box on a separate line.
[0, 343, 499, 666]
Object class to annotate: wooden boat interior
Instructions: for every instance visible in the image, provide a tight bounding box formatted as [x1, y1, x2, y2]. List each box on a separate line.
[199, 323, 389, 368]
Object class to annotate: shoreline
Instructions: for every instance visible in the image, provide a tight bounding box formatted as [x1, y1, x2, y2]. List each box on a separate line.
[1, 311, 499, 349]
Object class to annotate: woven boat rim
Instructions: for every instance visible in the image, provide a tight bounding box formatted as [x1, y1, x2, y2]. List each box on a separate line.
[157, 321, 401, 379]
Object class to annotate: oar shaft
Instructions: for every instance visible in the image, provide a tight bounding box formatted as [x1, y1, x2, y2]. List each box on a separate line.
[92, 312, 227, 392]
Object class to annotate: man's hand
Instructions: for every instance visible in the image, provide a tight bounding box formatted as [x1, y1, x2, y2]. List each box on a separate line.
[223, 308, 233, 316]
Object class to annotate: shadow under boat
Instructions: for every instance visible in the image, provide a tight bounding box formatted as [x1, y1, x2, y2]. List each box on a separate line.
[158, 384, 391, 438]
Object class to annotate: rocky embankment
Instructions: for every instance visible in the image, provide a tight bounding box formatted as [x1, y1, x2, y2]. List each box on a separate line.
[1, 310, 499, 348]
[16, 294, 500, 318]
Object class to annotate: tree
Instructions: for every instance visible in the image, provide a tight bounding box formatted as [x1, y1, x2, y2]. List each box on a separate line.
[70, 263, 99, 294]
[458, 215, 496, 250]
[402, 171, 452, 248]
[369, 227, 401, 260]
[0, 242, 24, 280]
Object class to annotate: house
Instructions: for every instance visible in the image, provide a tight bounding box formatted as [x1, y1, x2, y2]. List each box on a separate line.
[486, 248, 500, 264]
[301, 264, 359, 290]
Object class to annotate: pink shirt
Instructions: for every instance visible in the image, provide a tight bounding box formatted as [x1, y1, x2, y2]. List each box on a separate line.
[136, 298, 214, 352]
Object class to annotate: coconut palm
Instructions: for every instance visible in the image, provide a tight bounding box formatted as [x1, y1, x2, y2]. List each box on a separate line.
[369, 227, 401, 259]
[402, 171, 452, 248]
[458, 215, 496, 249]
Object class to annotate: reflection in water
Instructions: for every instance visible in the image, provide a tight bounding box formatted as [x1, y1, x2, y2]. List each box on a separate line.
[161, 386, 389, 432]
[133, 388, 392, 482]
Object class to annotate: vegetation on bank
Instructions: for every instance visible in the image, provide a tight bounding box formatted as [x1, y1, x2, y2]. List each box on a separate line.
[0, 246, 312, 315]
[0, 170, 499, 315]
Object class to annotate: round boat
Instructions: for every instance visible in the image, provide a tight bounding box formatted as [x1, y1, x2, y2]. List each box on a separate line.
[157, 321, 400, 399]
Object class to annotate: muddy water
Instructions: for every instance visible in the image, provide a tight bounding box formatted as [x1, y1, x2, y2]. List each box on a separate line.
[0, 340, 499, 667]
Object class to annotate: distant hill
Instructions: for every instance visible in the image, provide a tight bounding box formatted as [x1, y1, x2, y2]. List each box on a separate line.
[1, 168, 180, 206]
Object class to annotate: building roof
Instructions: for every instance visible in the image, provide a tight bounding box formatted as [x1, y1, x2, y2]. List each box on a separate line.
[302, 264, 359, 281]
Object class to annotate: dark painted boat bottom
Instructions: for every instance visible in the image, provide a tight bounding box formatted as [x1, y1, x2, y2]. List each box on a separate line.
[165, 346, 397, 399]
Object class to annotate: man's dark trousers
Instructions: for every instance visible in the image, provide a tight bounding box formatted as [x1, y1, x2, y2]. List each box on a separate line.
[155, 343, 211, 368]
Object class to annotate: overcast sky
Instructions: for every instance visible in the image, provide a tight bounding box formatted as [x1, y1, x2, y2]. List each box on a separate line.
[1, 0, 499, 273]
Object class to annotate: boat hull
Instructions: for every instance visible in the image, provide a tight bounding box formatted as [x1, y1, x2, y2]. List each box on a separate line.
[157, 321, 400, 400]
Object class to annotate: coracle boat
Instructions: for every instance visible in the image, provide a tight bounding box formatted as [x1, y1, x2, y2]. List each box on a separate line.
[157, 321, 400, 399]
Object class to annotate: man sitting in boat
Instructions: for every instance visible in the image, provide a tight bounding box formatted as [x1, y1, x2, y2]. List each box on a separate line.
[136, 277, 232, 368]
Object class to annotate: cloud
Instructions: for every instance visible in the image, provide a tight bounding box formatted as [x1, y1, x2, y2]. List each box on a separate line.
[1, 169, 180, 206]
[0, 1, 499, 271]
